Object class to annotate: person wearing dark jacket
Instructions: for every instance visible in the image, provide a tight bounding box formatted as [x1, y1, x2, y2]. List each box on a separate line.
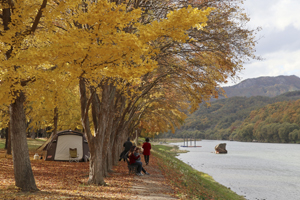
[128, 146, 150, 176]
[119, 137, 132, 161]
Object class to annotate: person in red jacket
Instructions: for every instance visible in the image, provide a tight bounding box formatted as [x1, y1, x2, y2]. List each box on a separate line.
[128, 146, 150, 176]
[142, 138, 151, 165]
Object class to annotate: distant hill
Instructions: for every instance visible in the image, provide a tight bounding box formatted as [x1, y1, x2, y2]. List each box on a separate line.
[233, 99, 300, 143]
[162, 90, 300, 142]
[221, 75, 300, 98]
[161, 75, 300, 143]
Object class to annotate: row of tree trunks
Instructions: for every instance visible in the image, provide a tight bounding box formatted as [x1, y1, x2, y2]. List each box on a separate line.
[79, 0, 235, 184]
[80, 77, 139, 185]
[80, 78, 126, 185]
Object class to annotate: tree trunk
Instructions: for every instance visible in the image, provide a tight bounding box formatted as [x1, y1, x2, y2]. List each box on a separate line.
[103, 154, 108, 176]
[107, 150, 113, 173]
[1, 128, 4, 139]
[53, 107, 58, 135]
[10, 91, 38, 191]
[107, 127, 118, 172]
[118, 133, 124, 159]
[30, 129, 36, 139]
[112, 136, 119, 166]
[5, 129, 7, 148]
[79, 78, 106, 185]
[98, 83, 116, 177]
[90, 87, 100, 132]
[120, 129, 127, 154]
[7, 124, 11, 155]
[87, 141, 105, 185]
[108, 93, 126, 169]
[30, 132, 36, 139]
[41, 128, 46, 137]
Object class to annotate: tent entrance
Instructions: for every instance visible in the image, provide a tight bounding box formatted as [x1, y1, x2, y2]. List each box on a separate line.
[54, 135, 83, 161]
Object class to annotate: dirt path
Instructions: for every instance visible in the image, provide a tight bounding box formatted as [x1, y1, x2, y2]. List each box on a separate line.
[130, 156, 179, 200]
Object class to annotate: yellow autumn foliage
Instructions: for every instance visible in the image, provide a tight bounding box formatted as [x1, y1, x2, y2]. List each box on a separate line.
[0, 0, 213, 131]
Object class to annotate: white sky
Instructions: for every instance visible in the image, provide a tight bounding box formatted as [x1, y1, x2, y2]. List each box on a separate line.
[224, 0, 300, 86]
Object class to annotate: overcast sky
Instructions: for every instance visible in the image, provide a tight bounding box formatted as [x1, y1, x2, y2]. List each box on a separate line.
[224, 0, 300, 86]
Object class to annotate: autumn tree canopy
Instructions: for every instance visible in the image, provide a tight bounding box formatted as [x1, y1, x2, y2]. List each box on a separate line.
[1, 0, 218, 189]
[119, 0, 261, 138]
[0, 0, 261, 190]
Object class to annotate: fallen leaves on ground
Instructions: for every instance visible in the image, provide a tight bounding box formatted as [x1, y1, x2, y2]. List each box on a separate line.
[0, 150, 134, 200]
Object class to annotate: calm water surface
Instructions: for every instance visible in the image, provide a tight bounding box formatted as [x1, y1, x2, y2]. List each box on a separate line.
[172, 140, 300, 200]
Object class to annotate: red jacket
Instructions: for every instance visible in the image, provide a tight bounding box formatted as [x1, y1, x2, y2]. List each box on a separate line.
[129, 153, 140, 164]
[142, 142, 151, 155]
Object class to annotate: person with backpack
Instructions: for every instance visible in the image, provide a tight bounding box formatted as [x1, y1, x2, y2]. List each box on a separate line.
[119, 137, 132, 161]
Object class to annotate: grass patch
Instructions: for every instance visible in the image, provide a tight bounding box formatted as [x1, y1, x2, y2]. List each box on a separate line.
[153, 144, 246, 200]
[153, 144, 188, 156]
[0, 139, 5, 149]
[27, 138, 46, 150]
[0, 138, 46, 151]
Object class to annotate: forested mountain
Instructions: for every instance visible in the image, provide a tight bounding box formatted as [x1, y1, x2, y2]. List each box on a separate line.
[162, 76, 300, 143]
[234, 99, 300, 143]
[221, 75, 300, 98]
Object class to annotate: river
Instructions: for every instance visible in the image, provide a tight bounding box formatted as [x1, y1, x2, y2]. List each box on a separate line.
[171, 140, 300, 200]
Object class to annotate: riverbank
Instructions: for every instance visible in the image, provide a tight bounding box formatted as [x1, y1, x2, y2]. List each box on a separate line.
[175, 139, 300, 200]
[0, 138, 245, 199]
[152, 144, 245, 200]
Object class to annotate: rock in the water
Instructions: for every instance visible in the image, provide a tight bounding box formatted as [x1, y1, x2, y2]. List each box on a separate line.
[215, 143, 227, 154]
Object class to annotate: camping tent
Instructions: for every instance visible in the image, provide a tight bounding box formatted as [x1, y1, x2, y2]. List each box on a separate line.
[44, 130, 89, 162]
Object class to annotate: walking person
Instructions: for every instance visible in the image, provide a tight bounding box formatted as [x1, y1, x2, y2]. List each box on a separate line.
[128, 146, 150, 176]
[142, 138, 151, 165]
[119, 137, 132, 161]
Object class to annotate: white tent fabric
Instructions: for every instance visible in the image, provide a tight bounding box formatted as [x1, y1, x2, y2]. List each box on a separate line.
[54, 135, 83, 161]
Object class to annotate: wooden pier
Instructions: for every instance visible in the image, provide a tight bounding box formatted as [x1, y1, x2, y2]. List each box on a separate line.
[180, 137, 202, 147]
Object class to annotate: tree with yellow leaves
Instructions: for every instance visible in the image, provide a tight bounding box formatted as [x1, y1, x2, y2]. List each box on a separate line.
[100, 0, 260, 177]
[120, 0, 261, 133]
[58, 1, 213, 185]
[1, 0, 212, 188]
[0, 0, 49, 191]
[75, 0, 259, 185]
[0, 0, 259, 190]
[27, 68, 82, 150]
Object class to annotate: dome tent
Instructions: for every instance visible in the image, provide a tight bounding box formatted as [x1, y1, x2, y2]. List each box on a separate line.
[44, 130, 89, 162]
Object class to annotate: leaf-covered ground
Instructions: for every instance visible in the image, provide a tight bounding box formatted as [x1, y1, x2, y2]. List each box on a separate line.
[0, 149, 179, 199]
[0, 139, 246, 200]
[0, 149, 134, 199]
